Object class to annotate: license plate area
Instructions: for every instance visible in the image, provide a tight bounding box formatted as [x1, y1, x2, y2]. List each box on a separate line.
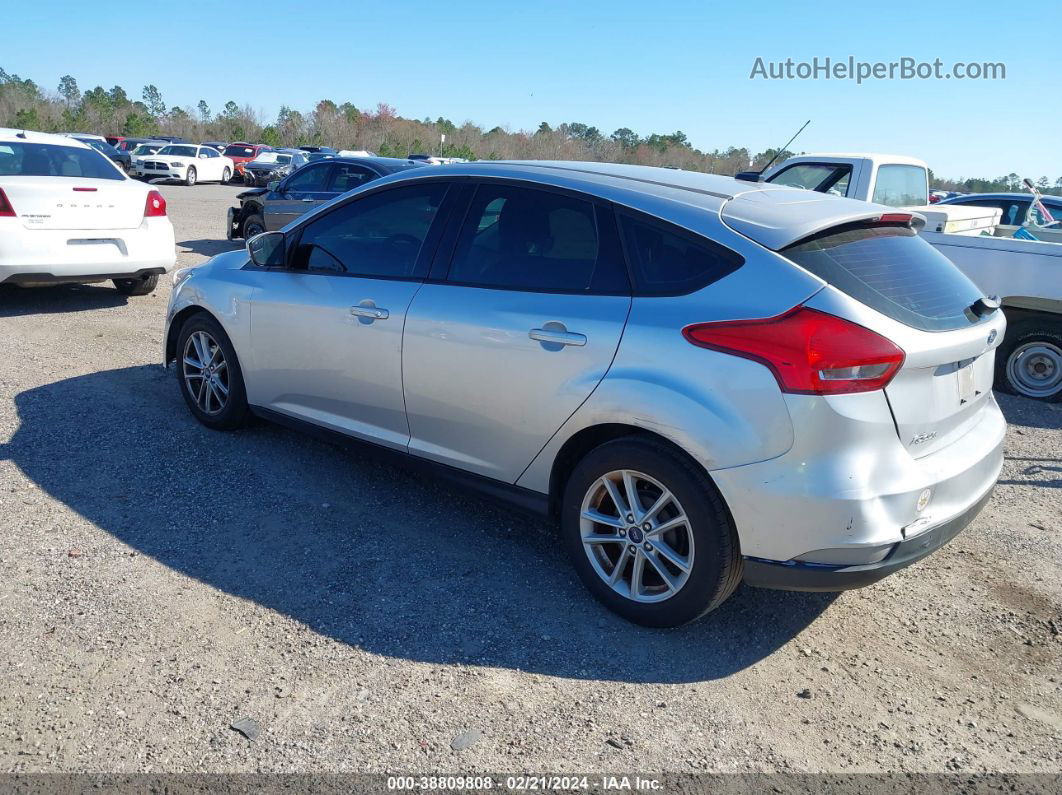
[957, 357, 978, 404]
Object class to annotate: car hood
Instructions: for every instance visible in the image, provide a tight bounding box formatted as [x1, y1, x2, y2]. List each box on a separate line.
[237, 187, 269, 201]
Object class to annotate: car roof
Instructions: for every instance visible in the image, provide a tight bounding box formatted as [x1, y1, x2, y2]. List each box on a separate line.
[0, 127, 93, 149]
[330, 156, 423, 171]
[373, 160, 908, 250]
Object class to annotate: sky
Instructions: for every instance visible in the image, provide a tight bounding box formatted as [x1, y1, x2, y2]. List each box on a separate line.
[2, 0, 1058, 180]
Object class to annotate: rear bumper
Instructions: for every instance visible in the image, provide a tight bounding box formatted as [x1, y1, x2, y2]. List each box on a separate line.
[0, 218, 176, 284]
[743, 485, 994, 591]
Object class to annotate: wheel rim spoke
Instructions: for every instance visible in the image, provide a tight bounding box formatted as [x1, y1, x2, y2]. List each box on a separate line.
[582, 508, 625, 528]
[630, 549, 646, 599]
[651, 539, 691, 574]
[642, 488, 673, 524]
[602, 476, 628, 518]
[642, 550, 679, 594]
[622, 470, 643, 520]
[647, 513, 688, 538]
[609, 546, 632, 585]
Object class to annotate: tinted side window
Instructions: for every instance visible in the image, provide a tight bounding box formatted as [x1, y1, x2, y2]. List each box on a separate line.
[618, 213, 743, 296]
[447, 184, 625, 292]
[284, 164, 330, 192]
[769, 163, 852, 195]
[330, 164, 377, 193]
[294, 183, 450, 278]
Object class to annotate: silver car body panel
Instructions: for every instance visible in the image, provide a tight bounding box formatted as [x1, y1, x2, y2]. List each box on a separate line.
[166, 161, 1006, 577]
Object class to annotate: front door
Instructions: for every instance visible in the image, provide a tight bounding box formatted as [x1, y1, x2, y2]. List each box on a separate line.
[244, 181, 453, 449]
[403, 182, 632, 482]
[264, 163, 335, 231]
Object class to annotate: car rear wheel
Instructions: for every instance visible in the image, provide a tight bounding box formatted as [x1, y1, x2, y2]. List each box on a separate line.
[176, 313, 249, 430]
[561, 436, 742, 627]
[998, 318, 1062, 401]
[242, 213, 265, 239]
[221, 167, 231, 183]
[113, 273, 159, 296]
[184, 166, 197, 187]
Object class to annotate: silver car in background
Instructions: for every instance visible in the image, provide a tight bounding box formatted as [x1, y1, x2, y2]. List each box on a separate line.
[164, 161, 1006, 627]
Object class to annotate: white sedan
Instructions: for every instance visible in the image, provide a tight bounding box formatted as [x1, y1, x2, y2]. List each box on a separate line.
[134, 143, 234, 186]
[0, 128, 175, 295]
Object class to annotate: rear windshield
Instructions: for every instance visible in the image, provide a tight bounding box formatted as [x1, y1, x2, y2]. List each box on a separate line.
[783, 224, 984, 331]
[0, 142, 124, 180]
[224, 145, 255, 157]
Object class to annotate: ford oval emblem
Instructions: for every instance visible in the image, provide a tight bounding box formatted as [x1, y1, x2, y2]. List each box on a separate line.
[987, 329, 997, 345]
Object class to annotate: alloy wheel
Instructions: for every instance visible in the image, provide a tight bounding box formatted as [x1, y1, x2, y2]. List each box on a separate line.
[579, 469, 695, 603]
[1007, 341, 1062, 398]
[182, 330, 229, 415]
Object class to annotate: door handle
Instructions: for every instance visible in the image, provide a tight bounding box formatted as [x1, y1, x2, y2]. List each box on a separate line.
[529, 328, 586, 346]
[350, 304, 389, 320]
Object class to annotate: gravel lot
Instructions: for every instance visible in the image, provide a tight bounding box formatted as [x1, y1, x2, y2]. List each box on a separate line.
[0, 182, 1059, 775]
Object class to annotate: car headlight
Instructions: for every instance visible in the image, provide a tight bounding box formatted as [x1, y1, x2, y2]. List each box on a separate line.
[172, 267, 194, 288]
[171, 161, 183, 168]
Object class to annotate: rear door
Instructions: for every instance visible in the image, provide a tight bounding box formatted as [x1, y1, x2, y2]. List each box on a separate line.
[402, 181, 632, 482]
[783, 222, 1005, 458]
[264, 163, 333, 230]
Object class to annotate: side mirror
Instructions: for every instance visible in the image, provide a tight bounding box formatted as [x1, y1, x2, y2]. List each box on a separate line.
[735, 171, 763, 183]
[247, 231, 286, 267]
[267, 180, 281, 191]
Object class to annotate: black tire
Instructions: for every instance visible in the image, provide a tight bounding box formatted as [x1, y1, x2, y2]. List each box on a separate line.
[175, 312, 249, 431]
[995, 317, 1062, 402]
[242, 213, 266, 239]
[244, 171, 256, 186]
[561, 435, 742, 627]
[112, 273, 159, 296]
[185, 166, 197, 187]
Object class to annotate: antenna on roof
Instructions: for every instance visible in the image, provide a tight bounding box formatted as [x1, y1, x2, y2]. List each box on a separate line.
[16, 130, 27, 138]
[734, 120, 810, 183]
[758, 119, 810, 174]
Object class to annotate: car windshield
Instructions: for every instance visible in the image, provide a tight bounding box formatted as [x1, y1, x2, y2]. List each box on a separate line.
[223, 145, 255, 157]
[131, 144, 161, 156]
[158, 145, 198, 158]
[0, 141, 124, 179]
[252, 153, 290, 165]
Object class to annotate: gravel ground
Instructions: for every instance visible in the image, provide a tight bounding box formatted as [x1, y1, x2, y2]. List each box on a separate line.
[0, 182, 1059, 775]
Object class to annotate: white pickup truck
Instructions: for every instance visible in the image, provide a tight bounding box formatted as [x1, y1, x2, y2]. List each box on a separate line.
[739, 153, 1062, 401]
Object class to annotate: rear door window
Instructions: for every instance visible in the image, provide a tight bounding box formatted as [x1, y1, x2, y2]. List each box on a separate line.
[329, 164, 377, 193]
[783, 224, 984, 331]
[445, 184, 628, 293]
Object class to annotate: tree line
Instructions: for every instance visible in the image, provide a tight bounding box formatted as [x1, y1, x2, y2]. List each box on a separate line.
[2, 68, 1059, 196]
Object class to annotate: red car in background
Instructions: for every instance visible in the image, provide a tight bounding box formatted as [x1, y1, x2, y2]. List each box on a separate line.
[222, 142, 273, 181]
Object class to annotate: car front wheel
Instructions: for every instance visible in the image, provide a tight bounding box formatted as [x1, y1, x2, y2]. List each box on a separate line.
[561, 436, 742, 627]
[221, 167, 231, 183]
[176, 313, 249, 430]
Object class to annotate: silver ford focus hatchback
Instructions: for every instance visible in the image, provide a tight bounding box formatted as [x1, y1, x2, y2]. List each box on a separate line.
[165, 161, 1006, 627]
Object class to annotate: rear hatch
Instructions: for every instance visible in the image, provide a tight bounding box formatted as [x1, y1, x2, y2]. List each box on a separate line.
[1, 176, 146, 231]
[780, 219, 1004, 458]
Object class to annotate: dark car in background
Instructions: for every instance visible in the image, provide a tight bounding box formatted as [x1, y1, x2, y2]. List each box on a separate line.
[227, 156, 424, 239]
[298, 145, 337, 154]
[114, 137, 160, 157]
[222, 142, 273, 181]
[72, 136, 131, 173]
[242, 149, 308, 186]
[201, 141, 227, 152]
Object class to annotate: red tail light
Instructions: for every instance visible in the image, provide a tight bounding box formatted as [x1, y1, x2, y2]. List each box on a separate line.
[0, 187, 14, 217]
[683, 307, 905, 395]
[144, 190, 167, 218]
